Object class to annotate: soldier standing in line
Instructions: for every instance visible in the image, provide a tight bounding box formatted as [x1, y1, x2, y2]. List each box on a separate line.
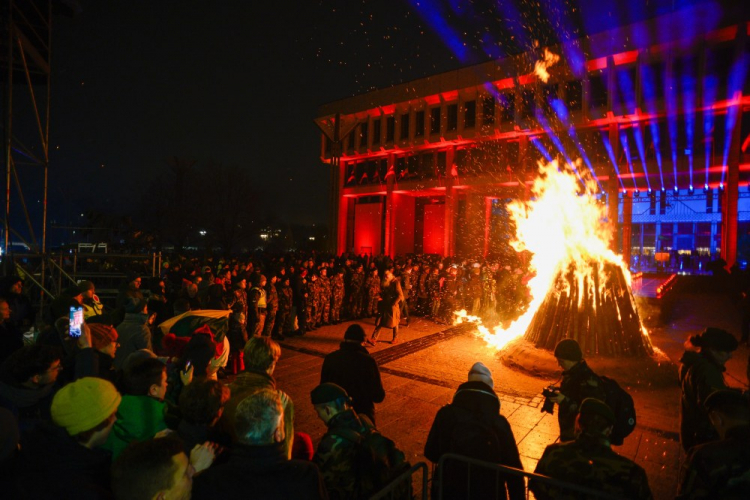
[531, 398, 652, 500]
[399, 266, 412, 327]
[274, 275, 293, 340]
[440, 266, 459, 324]
[348, 264, 365, 319]
[365, 269, 381, 318]
[306, 273, 320, 331]
[318, 268, 332, 326]
[262, 274, 279, 338]
[677, 390, 750, 499]
[330, 269, 345, 325]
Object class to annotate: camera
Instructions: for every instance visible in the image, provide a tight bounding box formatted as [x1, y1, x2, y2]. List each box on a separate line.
[540, 385, 560, 414]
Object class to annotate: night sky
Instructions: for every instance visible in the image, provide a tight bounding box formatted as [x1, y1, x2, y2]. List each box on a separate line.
[7, 0, 720, 245]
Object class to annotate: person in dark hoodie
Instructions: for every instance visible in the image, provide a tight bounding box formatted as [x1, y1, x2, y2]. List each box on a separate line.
[679, 327, 739, 452]
[0, 276, 33, 331]
[176, 379, 231, 455]
[17, 377, 121, 499]
[114, 297, 152, 370]
[424, 362, 524, 500]
[0, 344, 63, 430]
[320, 323, 385, 424]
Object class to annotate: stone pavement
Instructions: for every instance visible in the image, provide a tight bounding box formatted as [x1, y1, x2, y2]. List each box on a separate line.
[267, 313, 705, 500]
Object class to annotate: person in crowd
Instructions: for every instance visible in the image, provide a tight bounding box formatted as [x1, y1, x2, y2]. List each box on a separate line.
[193, 388, 327, 499]
[318, 267, 332, 326]
[165, 330, 218, 405]
[17, 377, 121, 498]
[329, 268, 345, 325]
[0, 407, 20, 497]
[427, 266, 442, 321]
[176, 379, 231, 454]
[114, 298, 152, 370]
[104, 357, 169, 459]
[116, 273, 143, 315]
[0, 344, 62, 428]
[399, 266, 412, 327]
[366, 267, 404, 346]
[677, 390, 750, 498]
[365, 268, 380, 318]
[263, 274, 279, 337]
[112, 436, 216, 500]
[321, 324, 385, 424]
[226, 305, 248, 375]
[0, 297, 23, 364]
[679, 327, 739, 452]
[547, 338, 606, 442]
[224, 336, 295, 458]
[0, 276, 33, 331]
[440, 265, 459, 324]
[248, 274, 268, 337]
[274, 274, 293, 340]
[348, 264, 365, 319]
[311, 382, 406, 499]
[425, 362, 524, 500]
[76, 323, 119, 383]
[147, 278, 170, 327]
[293, 269, 309, 335]
[79, 280, 105, 321]
[306, 272, 320, 331]
[531, 398, 652, 500]
[232, 275, 248, 318]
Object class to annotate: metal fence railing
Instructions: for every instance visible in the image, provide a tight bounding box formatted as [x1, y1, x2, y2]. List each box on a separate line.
[436, 453, 624, 500]
[370, 462, 429, 500]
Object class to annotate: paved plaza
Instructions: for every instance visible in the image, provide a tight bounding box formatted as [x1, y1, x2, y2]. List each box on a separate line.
[269, 290, 749, 500]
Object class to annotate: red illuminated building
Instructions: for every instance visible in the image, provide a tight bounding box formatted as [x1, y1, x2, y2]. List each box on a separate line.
[316, 5, 750, 268]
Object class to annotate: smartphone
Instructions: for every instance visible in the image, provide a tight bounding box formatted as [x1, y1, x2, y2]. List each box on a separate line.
[185, 360, 192, 371]
[69, 306, 84, 338]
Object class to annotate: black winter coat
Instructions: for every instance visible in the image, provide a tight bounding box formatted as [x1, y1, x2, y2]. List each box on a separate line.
[17, 421, 113, 499]
[425, 381, 525, 500]
[192, 441, 328, 500]
[321, 342, 385, 422]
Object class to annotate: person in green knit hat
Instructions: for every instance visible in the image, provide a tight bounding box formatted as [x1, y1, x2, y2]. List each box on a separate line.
[104, 357, 169, 459]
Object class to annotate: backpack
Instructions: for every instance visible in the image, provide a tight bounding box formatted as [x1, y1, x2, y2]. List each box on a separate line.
[330, 417, 411, 499]
[599, 375, 636, 445]
[447, 406, 503, 462]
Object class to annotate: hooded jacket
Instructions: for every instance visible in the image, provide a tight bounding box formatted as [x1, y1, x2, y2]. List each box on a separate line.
[679, 350, 727, 451]
[321, 341, 384, 422]
[114, 313, 152, 370]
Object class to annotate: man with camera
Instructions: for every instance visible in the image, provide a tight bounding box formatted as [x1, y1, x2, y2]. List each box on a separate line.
[543, 339, 606, 442]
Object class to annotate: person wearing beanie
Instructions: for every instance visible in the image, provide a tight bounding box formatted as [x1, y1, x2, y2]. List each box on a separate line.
[16, 377, 122, 498]
[311, 382, 406, 499]
[678, 390, 750, 498]
[425, 361, 524, 500]
[74, 323, 119, 383]
[679, 327, 740, 452]
[320, 323, 385, 423]
[549, 338, 606, 442]
[531, 398, 652, 500]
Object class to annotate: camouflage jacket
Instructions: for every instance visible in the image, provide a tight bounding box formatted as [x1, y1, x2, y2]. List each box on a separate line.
[677, 424, 750, 499]
[313, 409, 369, 499]
[331, 275, 345, 299]
[558, 360, 606, 441]
[349, 271, 365, 294]
[365, 276, 380, 297]
[319, 275, 332, 298]
[276, 283, 293, 311]
[531, 432, 653, 500]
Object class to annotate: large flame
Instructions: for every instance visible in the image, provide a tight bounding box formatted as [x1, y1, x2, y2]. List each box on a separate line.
[456, 160, 636, 350]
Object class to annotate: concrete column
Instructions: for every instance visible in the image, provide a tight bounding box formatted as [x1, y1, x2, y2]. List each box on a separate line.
[622, 194, 633, 267]
[445, 146, 456, 256]
[608, 122, 621, 251]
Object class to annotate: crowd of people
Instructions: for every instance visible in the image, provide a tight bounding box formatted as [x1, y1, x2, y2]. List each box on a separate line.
[0, 250, 748, 499]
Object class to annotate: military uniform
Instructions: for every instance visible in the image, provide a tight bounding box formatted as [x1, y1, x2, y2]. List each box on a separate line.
[304, 278, 317, 330]
[677, 424, 750, 499]
[262, 280, 279, 337]
[247, 286, 267, 338]
[348, 269, 365, 319]
[275, 280, 293, 336]
[318, 273, 332, 324]
[313, 409, 369, 499]
[531, 432, 652, 500]
[330, 273, 345, 324]
[557, 360, 607, 442]
[365, 273, 381, 317]
[679, 350, 729, 451]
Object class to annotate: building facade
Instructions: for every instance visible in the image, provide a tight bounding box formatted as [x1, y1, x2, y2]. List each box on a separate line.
[316, 4, 750, 268]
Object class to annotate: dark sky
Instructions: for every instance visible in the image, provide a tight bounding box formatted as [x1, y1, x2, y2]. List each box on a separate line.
[8, 0, 721, 244]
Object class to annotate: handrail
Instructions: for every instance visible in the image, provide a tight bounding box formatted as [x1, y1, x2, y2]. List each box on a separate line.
[369, 461, 428, 500]
[436, 453, 624, 500]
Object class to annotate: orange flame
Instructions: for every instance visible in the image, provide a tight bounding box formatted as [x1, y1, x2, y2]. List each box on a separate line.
[458, 160, 642, 350]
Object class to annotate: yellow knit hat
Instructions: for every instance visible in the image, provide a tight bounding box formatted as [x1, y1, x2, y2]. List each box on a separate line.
[51, 377, 122, 436]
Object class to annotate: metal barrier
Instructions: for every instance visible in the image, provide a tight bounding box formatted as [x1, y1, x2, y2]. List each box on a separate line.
[370, 462, 429, 500]
[436, 453, 623, 500]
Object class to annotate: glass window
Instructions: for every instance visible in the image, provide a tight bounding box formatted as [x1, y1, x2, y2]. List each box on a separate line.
[499, 92, 515, 123]
[482, 96, 495, 125]
[566, 80, 583, 111]
[372, 119, 381, 145]
[359, 122, 368, 149]
[589, 70, 608, 109]
[386, 116, 395, 142]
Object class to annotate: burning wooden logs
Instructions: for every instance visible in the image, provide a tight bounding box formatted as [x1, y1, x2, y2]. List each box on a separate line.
[523, 261, 653, 357]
